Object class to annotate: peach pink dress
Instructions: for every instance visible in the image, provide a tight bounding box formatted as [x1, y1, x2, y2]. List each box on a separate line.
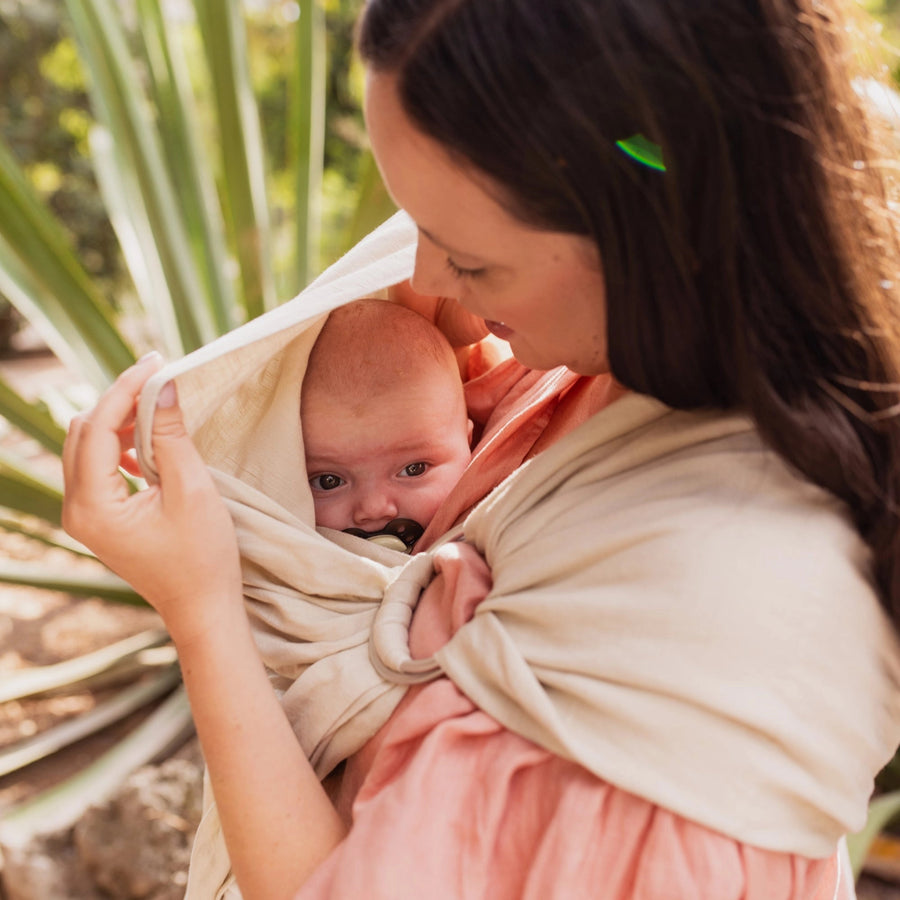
[296, 357, 856, 900]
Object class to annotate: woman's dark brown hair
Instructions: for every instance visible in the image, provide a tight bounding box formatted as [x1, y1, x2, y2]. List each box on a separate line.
[358, 0, 900, 626]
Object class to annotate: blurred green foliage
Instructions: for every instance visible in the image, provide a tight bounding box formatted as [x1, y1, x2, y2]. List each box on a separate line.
[0, 0, 383, 837]
[861, 0, 900, 80]
[0, 0, 119, 295]
[247, 0, 367, 275]
[0, 0, 366, 335]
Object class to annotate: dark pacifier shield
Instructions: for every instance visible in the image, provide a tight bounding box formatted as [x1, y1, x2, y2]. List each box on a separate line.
[343, 518, 425, 553]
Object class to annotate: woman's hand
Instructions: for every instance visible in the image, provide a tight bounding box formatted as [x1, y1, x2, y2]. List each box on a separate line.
[62, 353, 243, 645]
[388, 280, 489, 347]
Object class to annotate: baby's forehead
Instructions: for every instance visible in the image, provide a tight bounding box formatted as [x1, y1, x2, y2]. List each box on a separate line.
[303, 299, 459, 393]
[303, 358, 462, 417]
[301, 385, 465, 467]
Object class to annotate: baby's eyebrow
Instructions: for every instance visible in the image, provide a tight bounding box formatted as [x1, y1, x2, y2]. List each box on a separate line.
[387, 437, 451, 456]
[303, 454, 342, 468]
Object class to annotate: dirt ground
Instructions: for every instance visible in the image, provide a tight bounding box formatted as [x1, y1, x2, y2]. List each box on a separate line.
[0, 344, 898, 898]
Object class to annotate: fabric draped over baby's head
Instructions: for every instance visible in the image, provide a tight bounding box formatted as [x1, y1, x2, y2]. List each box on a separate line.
[135, 212, 420, 525]
[134, 212, 427, 779]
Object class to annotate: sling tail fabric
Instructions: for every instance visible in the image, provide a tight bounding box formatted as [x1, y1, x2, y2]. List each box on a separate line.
[133, 212, 900, 899]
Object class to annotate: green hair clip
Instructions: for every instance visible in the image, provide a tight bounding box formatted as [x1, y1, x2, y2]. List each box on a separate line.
[615, 134, 666, 172]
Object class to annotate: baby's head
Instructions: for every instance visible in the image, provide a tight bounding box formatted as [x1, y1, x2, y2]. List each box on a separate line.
[301, 299, 472, 551]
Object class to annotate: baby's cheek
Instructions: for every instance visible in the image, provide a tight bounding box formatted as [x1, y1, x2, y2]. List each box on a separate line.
[413, 482, 456, 525]
[311, 495, 347, 531]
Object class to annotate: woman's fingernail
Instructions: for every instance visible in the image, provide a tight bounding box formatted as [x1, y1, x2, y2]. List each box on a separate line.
[138, 350, 163, 365]
[156, 381, 177, 409]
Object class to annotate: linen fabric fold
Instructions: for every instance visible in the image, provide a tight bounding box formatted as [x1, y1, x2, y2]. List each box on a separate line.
[436, 393, 900, 856]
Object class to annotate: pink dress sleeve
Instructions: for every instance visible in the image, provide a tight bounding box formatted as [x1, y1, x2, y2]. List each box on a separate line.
[298, 364, 855, 900]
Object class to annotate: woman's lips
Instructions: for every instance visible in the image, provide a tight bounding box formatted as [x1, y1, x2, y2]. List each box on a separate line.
[484, 320, 514, 340]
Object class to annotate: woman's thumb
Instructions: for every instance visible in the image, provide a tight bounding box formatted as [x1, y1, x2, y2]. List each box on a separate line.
[150, 381, 203, 482]
[156, 380, 178, 412]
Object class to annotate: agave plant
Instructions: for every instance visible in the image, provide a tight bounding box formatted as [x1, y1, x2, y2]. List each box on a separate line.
[0, 0, 393, 848]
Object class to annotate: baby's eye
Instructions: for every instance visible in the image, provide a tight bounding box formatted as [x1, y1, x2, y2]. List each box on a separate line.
[400, 462, 428, 478]
[310, 473, 344, 491]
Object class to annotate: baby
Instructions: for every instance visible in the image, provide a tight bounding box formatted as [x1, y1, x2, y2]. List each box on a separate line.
[301, 299, 473, 553]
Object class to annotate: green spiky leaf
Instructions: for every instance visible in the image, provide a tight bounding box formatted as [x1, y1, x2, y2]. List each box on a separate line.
[0, 685, 193, 848]
[0, 662, 181, 777]
[847, 790, 900, 878]
[0, 629, 170, 704]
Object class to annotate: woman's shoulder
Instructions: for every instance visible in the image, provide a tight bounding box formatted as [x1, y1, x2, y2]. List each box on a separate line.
[470, 396, 900, 695]
[450, 402, 900, 856]
[472, 398, 868, 594]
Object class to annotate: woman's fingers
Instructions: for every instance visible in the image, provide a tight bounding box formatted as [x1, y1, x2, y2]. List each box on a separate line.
[84, 353, 163, 432]
[62, 353, 163, 537]
[145, 381, 217, 500]
[388, 280, 489, 347]
[62, 357, 242, 628]
[433, 296, 490, 347]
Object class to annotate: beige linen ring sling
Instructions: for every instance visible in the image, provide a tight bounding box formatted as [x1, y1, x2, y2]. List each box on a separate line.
[134, 212, 900, 899]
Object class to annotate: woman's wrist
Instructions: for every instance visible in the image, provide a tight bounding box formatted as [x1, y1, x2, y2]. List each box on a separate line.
[159, 586, 250, 657]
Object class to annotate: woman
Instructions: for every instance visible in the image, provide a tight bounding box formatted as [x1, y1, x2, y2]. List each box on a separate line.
[63, 0, 900, 897]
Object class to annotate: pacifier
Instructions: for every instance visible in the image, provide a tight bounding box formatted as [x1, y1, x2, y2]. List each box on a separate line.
[343, 518, 425, 554]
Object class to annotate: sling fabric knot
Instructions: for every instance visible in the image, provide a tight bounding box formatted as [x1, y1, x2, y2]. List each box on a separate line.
[369, 549, 443, 684]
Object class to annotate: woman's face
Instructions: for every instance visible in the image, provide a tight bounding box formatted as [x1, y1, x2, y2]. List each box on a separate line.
[364, 72, 610, 375]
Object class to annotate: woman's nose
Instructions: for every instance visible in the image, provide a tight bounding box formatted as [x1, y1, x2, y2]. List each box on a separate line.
[410, 238, 458, 299]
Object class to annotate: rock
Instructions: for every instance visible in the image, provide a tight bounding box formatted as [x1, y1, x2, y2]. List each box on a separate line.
[0, 740, 204, 900]
[1, 831, 99, 900]
[0, 739, 203, 900]
[73, 743, 204, 900]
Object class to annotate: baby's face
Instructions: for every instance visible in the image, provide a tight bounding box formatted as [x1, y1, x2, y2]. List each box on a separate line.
[302, 370, 471, 546]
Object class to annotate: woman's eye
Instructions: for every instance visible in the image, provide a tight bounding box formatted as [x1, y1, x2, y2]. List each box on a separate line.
[445, 258, 485, 280]
[400, 462, 428, 478]
[310, 473, 344, 491]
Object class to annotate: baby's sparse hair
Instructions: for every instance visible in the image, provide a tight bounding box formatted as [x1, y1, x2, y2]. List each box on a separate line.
[303, 299, 460, 410]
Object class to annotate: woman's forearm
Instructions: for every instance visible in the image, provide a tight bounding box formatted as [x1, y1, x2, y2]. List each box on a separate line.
[61, 360, 346, 897]
[175, 595, 347, 900]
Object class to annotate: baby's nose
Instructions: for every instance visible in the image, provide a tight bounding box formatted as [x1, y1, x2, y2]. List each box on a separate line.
[353, 489, 399, 528]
